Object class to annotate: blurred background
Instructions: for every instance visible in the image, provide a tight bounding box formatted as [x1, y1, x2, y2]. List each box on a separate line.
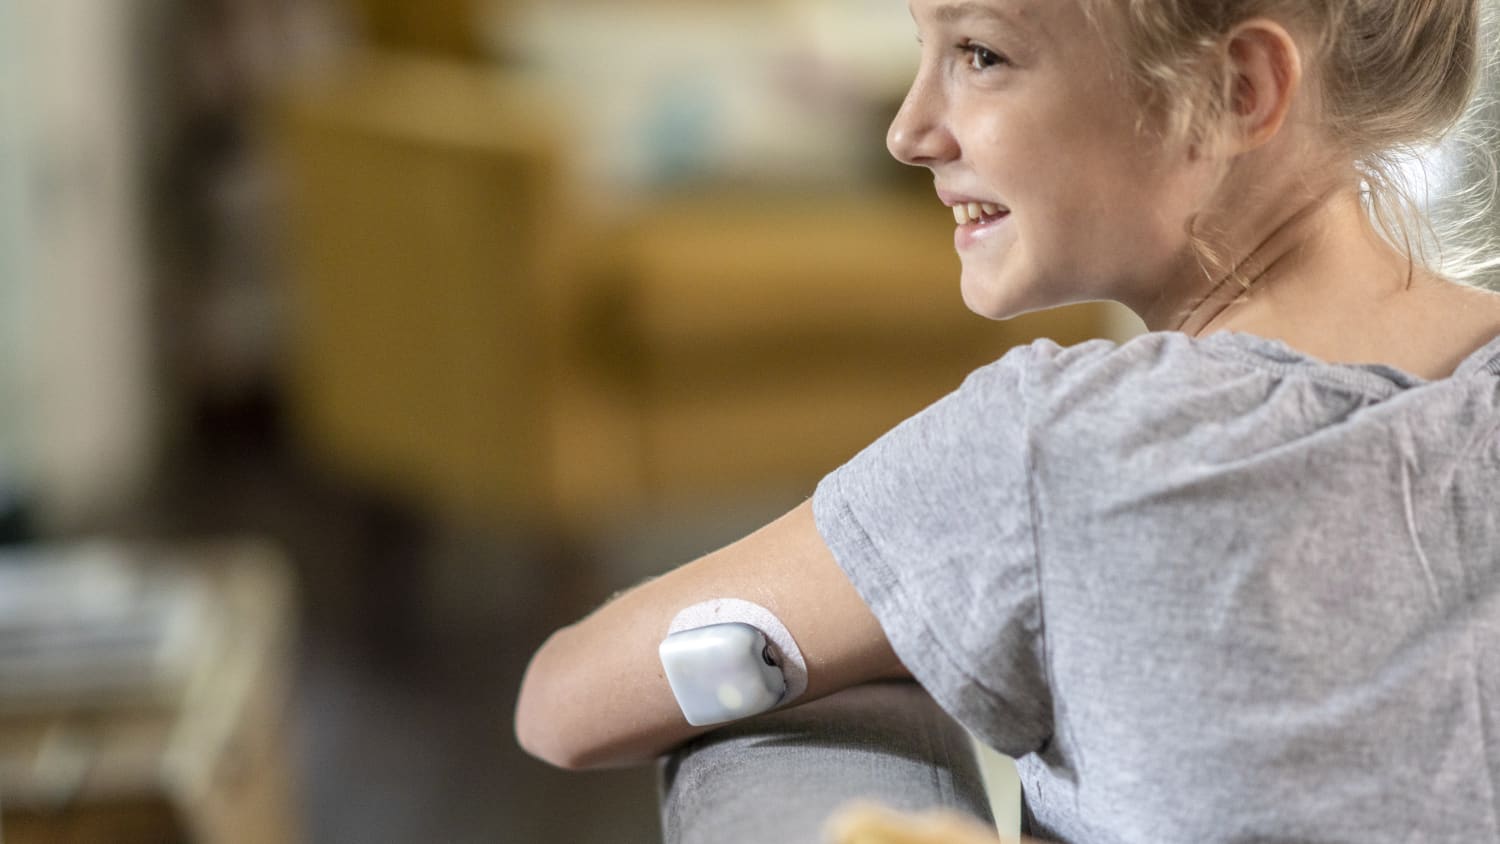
[17, 0, 1495, 841]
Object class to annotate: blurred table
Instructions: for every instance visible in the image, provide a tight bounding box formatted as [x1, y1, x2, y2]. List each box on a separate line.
[0, 541, 300, 844]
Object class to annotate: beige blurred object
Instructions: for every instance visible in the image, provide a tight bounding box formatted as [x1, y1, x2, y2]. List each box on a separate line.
[825, 801, 1025, 843]
[270, 48, 1123, 534]
[604, 196, 1114, 502]
[271, 50, 578, 527]
[0, 542, 300, 844]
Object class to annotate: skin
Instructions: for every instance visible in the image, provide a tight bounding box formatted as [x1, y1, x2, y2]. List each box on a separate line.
[515, 502, 905, 769]
[515, 0, 1500, 772]
[885, 0, 1500, 375]
[889, 0, 1213, 320]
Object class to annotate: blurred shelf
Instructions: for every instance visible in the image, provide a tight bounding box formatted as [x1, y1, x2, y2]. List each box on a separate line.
[0, 540, 300, 844]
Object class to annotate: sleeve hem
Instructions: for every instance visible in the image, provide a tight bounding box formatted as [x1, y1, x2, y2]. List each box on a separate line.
[812, 472, 1048, 753]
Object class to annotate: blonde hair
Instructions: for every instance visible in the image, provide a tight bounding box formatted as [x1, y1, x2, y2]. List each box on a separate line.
[1083, 0, 1500, 287]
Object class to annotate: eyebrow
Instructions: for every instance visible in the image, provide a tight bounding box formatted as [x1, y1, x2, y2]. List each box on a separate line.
[929, 1, 1037, 32]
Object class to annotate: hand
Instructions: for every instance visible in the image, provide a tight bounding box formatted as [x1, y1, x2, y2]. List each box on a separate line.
[824, 801, 1011, 844]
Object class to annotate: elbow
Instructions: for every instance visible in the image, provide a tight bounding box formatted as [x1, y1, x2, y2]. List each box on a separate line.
[514, 708, 589, 772]
[514, 631, 588, 770]
[515, 718, 588, 772]
[517, 626, 629, 771]
[515, 620, 693, 771]
[514, 701, 571, 770]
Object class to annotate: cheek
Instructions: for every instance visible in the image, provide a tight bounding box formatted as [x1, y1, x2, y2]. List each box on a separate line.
[965, 97, 1189, 270]
[970, 110, 1050, 183]
[1061, 135, 1185, 247]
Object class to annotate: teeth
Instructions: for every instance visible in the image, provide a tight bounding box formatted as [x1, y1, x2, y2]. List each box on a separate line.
[952, 201, 1007, 225]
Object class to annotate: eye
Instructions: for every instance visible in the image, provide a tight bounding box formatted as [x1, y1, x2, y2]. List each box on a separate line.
[959, 41, 1007, 71]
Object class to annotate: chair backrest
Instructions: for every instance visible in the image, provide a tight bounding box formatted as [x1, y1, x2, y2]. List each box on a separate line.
[270, 50, 570, 524]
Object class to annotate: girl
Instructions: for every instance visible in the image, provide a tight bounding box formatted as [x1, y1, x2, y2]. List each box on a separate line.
[517, 0, 1500, 840]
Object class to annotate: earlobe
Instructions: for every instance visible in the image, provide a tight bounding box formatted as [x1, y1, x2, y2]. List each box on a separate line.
[1224, 19, 1302, 151]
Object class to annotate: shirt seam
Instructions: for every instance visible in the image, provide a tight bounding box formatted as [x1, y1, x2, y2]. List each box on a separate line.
[1194, 341, 1405, 399]
[1197, 331, 1500, 392]
[1024, 353, 1069, 763]
[820, 474, 1039, 746]
[1464, 621, 1500, 838]
[828, 486, 996, 704]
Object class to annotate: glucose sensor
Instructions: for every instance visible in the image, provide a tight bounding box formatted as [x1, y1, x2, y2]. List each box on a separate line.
[659, 622, 785, 725]
[659, 599, 807, 727]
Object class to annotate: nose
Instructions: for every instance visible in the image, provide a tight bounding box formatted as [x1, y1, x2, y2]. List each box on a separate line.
[886, 72, 958, 168]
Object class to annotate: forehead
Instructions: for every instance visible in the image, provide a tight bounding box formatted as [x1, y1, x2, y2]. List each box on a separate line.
[909, 0, 1048, 33]
[910, 0, 1114, 71]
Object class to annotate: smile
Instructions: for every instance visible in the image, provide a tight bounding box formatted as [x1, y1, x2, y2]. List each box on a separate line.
[952, 202, 1009, 226]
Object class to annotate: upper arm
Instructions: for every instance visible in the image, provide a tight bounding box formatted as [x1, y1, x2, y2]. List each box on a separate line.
[514, 498, 907, 769]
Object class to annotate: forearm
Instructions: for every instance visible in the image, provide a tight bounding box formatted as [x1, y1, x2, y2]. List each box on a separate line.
[513, 500, 908, 770]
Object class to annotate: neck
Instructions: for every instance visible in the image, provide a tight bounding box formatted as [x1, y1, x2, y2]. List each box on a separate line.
[1173, 185, 1351, 336]
[1132, 179, 1411, 336]
[1134, 184, 1500, 379]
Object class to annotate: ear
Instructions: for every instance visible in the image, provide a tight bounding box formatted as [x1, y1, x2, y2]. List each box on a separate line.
[1222, 18, 1303, 152]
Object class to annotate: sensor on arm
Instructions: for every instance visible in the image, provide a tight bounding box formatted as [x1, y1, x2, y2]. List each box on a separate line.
[658, 599, 807, 726]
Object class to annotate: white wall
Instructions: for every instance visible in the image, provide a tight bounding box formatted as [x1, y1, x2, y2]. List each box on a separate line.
[500, 0, 917, 206]
[0, 0, 37, 505]
[2, 0, 156, 529]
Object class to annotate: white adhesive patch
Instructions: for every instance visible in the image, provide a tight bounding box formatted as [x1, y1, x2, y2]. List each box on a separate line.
[668, 598, 808, 704]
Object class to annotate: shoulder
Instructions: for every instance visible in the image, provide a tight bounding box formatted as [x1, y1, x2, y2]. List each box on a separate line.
[859, 331, 1299, 473]
[967, 331, 1255, 408]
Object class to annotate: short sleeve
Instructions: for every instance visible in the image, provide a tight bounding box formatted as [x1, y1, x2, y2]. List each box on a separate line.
[813, 341, 1062, 756]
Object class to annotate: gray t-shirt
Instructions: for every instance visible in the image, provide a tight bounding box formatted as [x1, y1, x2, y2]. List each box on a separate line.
[813, 330, 1500, 843]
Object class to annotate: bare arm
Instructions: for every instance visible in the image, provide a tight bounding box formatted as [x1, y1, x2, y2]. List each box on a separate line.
[514, 498, 909, 770]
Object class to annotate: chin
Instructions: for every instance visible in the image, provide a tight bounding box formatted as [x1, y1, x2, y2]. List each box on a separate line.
[959, 269, 1051, 321]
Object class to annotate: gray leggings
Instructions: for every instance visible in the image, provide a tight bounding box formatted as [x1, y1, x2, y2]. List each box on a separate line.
[658, 682, 995, 844]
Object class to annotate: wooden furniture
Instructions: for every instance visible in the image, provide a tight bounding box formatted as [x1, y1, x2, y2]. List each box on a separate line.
[270, 50, 1125, 535]
[272, 51, 573, 528]
[347, 0, 497, 59]
[0, 542, 300, 844]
